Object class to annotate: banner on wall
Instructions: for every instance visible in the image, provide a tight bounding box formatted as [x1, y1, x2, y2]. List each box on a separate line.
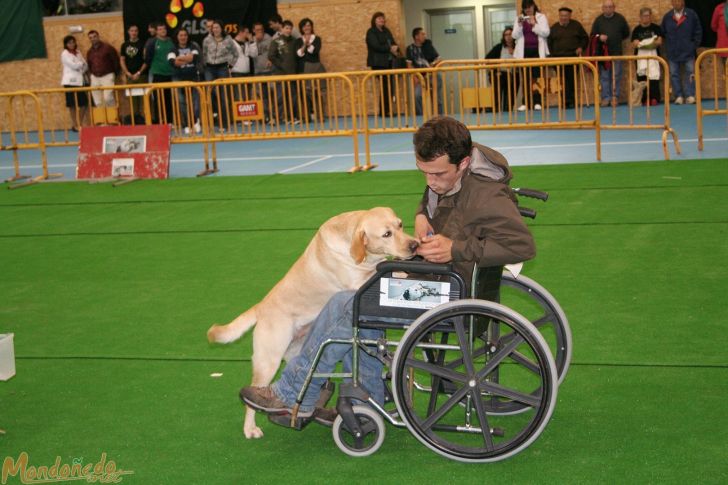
[0, 1, 47, 62]
[123, 0, 278, 45]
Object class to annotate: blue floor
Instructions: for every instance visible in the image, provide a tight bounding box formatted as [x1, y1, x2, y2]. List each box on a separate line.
[1, 102, 726, 181]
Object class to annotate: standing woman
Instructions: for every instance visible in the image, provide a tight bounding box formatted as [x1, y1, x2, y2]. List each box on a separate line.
[512, 0, 550, 111]
[712, 1, 728, 64]
[366, 12, 399, 116]
[203, 20, 239, 130]
[168, 28, 202, 134]
[60, 35, 89, 131]
[486, 26, 516, 111]
[295, 18, 326, 120]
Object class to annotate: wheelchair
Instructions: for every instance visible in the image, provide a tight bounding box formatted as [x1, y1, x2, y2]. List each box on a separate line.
[276, 190, 571, 462]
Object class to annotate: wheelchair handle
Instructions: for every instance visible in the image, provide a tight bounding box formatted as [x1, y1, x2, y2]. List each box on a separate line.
[513, 188, 549, 201]
[376, 259, 453, 275]
[518, 206, 537, 219]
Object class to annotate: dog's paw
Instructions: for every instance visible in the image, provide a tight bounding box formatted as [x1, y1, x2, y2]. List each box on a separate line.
[244, 425, 264, 439]
[207, 325, 221, 343]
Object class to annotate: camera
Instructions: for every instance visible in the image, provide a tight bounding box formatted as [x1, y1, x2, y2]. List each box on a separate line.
[520, 15, 529, 22]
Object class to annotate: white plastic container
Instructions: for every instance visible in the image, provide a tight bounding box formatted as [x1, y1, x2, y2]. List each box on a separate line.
[0, 333, 16, 381]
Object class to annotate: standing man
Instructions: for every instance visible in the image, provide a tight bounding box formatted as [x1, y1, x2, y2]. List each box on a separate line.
[268, 20, 299, 124]
[120, 24, 146, 121]
[590, 0, 630, 107]
[548, 7, 588, 109]
[661, 0, 702, 105]
[405, 27, 443, 116]
[240, 116, 535, 427]
[144, 22, 175, 123]
[86, 30, 120, 108]
[248, 22, 273, 123]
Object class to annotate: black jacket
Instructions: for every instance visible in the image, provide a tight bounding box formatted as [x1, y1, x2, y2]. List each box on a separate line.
[366, 26, 395, 68]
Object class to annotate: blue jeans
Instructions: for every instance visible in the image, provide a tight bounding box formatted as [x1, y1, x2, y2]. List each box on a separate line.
[173, 81, 200, 128]
[668, 58, 695, 99]
[599, 60, 623, 101]
[204, 65, 230, 127]
[271, 291, 385, 412]
[413, 73, 444, 116]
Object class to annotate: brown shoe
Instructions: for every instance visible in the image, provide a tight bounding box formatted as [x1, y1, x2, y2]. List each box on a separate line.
[240, 386, 296, 414]
[600, 98, 609, 107]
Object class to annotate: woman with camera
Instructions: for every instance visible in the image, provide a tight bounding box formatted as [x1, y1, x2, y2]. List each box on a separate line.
[512, 0, 550, 111]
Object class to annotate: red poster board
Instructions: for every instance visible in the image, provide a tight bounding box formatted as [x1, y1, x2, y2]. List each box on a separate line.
[77, 125, 171, 180]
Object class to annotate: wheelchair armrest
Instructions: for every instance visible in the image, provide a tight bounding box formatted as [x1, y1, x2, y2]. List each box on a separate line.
[513, 187, 549, 201]
[376, 260, 453, 276]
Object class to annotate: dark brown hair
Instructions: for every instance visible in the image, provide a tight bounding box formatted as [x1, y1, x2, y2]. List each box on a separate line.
[413, 116, 472, 164]
[371, 12, 385, 29]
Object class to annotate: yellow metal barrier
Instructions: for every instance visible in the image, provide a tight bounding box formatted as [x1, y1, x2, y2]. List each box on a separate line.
[440, 56, 680, 160]
[359, 59, 601, 170]
[0, 91, 61, 188]
[695, 48, 728, 151]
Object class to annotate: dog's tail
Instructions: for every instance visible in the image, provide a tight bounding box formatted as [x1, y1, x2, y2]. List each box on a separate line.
[207, 306, 258, 344]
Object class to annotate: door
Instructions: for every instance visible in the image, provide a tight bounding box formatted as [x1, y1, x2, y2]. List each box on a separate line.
[484, 4, 518, 54]
[428, 8, 476, 61]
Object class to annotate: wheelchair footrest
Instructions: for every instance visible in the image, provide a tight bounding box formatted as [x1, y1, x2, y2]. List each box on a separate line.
[267, 412, 313, 431]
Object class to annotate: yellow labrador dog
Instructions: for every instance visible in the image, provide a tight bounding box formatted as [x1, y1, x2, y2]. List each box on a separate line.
[207, 207, 418, 438]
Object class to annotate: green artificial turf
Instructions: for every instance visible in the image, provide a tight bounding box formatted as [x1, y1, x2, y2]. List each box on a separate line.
[1, 158, 727, 483]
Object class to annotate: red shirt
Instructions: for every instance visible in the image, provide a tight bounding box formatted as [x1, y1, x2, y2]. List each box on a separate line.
[87, 41, 120, 77]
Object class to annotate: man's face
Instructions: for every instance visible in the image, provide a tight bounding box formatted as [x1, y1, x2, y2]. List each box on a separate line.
[254, 24, 265, 40]
[559, 11, 571, 25]
[128, 26, 139, 40]
[415, 30, 427, 44]
[672, 0, 685, 11]
[602, 1, 615, 16]
[269, 20, 281, 31]
[281, 25, 292, 37]
[88, 32, 99, 46]
[156, 25, 167, 38]
[416, 154, 469, 195]
[640, 11, 652, 25]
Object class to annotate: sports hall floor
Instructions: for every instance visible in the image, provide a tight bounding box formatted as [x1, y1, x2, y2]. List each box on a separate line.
[0, 104, 727, 483]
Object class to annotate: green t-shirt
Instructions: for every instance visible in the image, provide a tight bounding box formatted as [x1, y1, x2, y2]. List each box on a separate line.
[151, 38, 174, 76]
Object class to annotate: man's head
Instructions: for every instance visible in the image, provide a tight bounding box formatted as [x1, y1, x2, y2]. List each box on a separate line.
[269, 14, 283, 31]
[148, 22, 158, 37]
[281, 20, 293, 37]
[672, 0, 685, 11]
[558, 7, 572, 25]
[412, 27, 427, 44]
[88, 30, 100, 46]
[253, 22, 266, 41]
[413, 117, 473, 195]
[602, 0, 615, 17]
[639, 7, 652, 25]
[156, 23, 168, 39]
[127, 24, 139, 41]
[235, 25, 250, 41]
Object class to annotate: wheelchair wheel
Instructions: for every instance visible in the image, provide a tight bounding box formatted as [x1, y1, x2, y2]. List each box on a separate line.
[500, 272, 572, 384]
[332, 405, 386, 457]
[391, 300, 558, 463]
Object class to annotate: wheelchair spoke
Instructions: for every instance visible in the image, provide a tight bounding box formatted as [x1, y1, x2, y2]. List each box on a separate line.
[475, 333, 524, 381]
[470, 388, 495, 451]
[479, 380, 542, 408]
[509, 350, 540, 375]
[453, 320, 475, 376]
[405, 358, 467, 383]
[531, 311, 555, 328]
[421, 385, 470, 431]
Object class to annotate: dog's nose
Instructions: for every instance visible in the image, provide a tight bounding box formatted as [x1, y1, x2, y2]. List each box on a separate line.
[408, 240, 420, 253]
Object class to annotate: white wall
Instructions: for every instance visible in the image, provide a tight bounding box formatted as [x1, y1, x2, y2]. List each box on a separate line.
[402, 0, 517, 59]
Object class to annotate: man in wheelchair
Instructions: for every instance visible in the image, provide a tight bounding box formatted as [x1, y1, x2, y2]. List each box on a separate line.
[241, 116, 535, 426]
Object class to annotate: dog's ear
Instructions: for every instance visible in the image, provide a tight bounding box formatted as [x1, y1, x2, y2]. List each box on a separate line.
[350, 229, 368, 264]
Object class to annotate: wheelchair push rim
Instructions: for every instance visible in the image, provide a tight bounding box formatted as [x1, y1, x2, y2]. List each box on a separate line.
[391, 299, 558, 463]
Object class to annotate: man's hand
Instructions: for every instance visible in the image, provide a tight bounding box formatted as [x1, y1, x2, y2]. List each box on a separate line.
[416, 234, 453, 263]
[599, 34, 608, 43]
[414, 213, 433, 240]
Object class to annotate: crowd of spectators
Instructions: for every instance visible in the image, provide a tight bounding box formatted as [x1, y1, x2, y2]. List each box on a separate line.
[59, 1, 728, 129]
